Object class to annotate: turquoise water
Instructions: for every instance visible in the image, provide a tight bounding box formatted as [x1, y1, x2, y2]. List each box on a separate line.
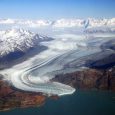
[0, 90, 115, 115]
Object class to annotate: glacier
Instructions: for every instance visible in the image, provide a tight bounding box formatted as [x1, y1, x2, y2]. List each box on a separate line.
[0, 18, 115, 96]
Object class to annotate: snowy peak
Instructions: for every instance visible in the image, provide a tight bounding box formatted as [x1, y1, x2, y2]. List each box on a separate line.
[0, 28, 51, 41]
[0, 28, 33, 40]
[53, 18, 115, 28]
[87, 18, 108, 27]
[52, 19, 84, 28]
[0, 29, 53, 57]
[0, 18, 115, 28]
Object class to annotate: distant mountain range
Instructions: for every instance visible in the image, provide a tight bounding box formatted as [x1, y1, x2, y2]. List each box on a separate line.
[0, 18, 115, 28]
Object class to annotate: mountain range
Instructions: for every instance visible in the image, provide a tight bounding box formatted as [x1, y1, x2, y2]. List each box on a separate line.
[0, 18, 115, 28]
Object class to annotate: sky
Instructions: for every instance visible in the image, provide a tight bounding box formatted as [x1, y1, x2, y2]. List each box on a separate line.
[0, 0, 115, 20]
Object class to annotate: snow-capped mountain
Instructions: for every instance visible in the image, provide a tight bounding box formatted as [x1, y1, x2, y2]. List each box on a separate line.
[0, 28, 52, 57]
[0, 18, 115, 28]
[52, 19, 84, 28]
[53, 18, 115, 28]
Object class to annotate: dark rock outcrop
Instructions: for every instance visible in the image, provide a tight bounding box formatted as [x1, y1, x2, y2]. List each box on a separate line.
[52, 68, 115, 91]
